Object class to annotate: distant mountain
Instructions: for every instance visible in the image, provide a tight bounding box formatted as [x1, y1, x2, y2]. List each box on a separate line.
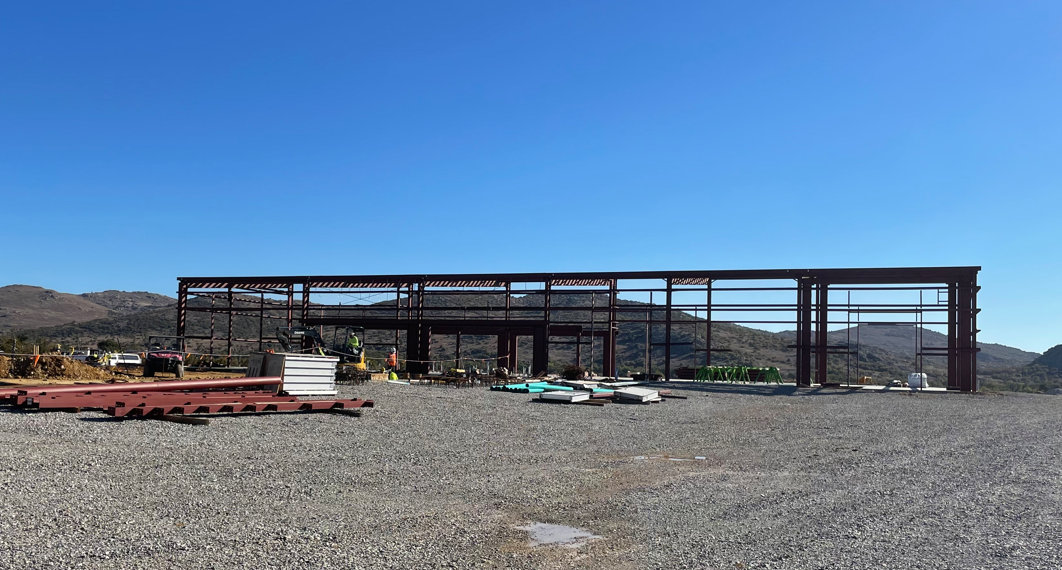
[79, 290, 174, 314]
[0, 285, 175, 332]
[0, 285, 111, 331]
[23, 306, 178, 349]
[1032, 345, 1062, 370]
[776, 325, 1039, 368]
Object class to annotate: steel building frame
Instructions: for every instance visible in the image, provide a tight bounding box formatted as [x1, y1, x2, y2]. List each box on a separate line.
[176, 266, 981, 391]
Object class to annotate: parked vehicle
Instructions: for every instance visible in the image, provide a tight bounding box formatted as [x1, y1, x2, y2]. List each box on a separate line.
[69, 349, 101, 363]
[101, 353, 143, 367]
[143, 336, 185, 378]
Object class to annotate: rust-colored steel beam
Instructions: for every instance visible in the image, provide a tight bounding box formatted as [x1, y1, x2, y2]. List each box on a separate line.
[106, 398, 374, 417]
[18, 390, 289, 410]
[178, 266, 981, 289]
[1, 377, 282, 401]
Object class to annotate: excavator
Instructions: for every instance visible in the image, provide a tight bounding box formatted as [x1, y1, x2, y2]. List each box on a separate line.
[275, 326, 368, 383]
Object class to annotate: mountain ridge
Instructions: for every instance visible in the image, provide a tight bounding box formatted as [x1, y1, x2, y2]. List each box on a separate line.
[0, 285, 174, 332]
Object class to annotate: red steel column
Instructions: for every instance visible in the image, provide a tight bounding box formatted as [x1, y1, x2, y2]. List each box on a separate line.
[532, 326, 549, 375]
[606, 279, 617, 378]
[664, 277, 673, 380]
[301, 281, 310, 323]
[286, 285, 293, 328]
[258, 293, 265, 353]
[575, 332, 582, 368]
[227, 287, 234, 367]
[947, 283, 958, 390]
[418, 325, 432, 374]
[176, 282, 188, 339]
[406, 326, 422, 374]
[706, 281, 712, 366]
[957, 275, 979, 392]
[509, 334, 519, 373]
[815, 283, 829, 385]
[796, 278, 813, 387]
[497, 332, 510, 370]
[543, 280, 551, 372]
[602, 331, 613, 378]
[455, 332, 462, 369]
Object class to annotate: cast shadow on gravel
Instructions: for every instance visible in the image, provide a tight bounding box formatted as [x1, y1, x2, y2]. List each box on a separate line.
[76, 410, 363, 423]
[641, 382, 866, 398]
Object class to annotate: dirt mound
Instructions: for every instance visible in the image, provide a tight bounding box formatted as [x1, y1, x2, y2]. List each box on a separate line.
[1, 356, 114, 381]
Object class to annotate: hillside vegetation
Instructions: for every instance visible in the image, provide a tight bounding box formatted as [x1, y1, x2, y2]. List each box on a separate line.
[0, 285, 111, 331]
[0, 285, 174, 332]
[1032, 344, 1062, 370]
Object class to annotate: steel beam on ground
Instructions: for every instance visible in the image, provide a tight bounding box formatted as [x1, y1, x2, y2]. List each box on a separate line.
[106, 398, 374, 418]
[2, 377, 282, 401]
[18, 390, 286, 409]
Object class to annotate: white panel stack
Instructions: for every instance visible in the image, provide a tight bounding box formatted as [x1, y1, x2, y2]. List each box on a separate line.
[614, 387, 660, 403]
[540, 391, 591, 403]
[558, 380, 599, 390]
[248, 353, 339, 396]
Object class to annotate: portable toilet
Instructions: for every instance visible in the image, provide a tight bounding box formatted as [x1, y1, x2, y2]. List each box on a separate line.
[908, 373, 928, 389]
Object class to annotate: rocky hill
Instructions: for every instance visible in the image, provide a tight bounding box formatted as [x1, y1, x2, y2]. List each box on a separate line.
[1032, 345, 1062, 370]
[0, 285, 112, 331]
[0, 285, 175, 333]
[79, 290, 174, 315]
[776, 325, 1039, 367]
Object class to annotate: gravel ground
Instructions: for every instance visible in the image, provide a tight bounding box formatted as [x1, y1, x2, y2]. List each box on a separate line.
[0, 382, 1060, 569]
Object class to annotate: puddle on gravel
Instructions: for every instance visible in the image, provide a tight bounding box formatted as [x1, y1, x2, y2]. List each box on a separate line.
[516, 522, 602, 548]
[633, 455, 707, 462]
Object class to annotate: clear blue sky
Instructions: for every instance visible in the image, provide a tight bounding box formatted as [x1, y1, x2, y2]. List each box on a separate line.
[1, 2, 1059, 352]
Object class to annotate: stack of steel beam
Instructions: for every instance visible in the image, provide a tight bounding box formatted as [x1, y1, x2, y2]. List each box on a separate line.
[0, 376, 373, 423]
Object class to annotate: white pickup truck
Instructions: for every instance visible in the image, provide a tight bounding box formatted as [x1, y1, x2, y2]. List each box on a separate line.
[99, 353, 143, 367]
[68, 350, 99, 362]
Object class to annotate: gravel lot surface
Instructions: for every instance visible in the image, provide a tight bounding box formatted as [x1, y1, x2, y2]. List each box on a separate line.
[0, 382, 1060, 569]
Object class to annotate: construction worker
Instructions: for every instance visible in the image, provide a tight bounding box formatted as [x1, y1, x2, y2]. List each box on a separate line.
[386, 347, 398, 371]
[346, 331, 360, 355]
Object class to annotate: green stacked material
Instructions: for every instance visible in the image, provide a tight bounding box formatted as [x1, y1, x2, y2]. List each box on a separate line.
[694, 366, 783, 384]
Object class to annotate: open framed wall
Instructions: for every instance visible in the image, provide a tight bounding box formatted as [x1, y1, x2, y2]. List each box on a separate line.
[176, 266, 980, 391]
